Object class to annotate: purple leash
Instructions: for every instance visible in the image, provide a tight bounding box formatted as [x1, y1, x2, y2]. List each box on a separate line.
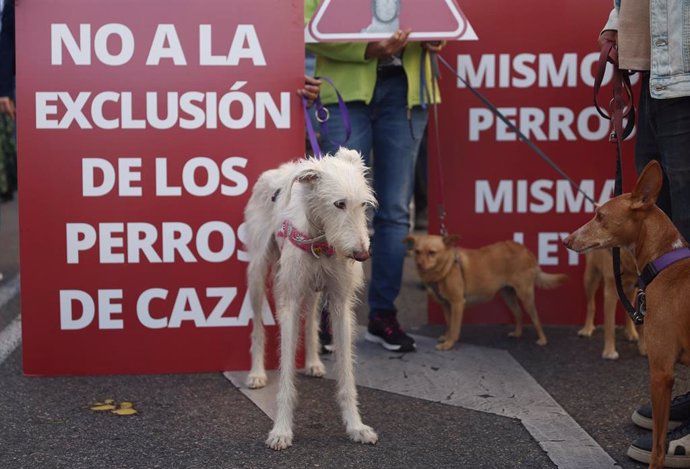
[301, 76, 351, 159]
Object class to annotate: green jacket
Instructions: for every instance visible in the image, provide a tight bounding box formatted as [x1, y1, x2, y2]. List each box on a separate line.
[305, 0, 441, 108]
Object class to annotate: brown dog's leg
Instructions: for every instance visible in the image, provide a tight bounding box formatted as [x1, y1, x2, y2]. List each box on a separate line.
[516, 286, 547, 346]
[602, 277, 619, 359]
[649, 364, 674, 468]
[500, 288, 523, 339]
[438, 306, 450, 343]
[436, 301, 465, 351]
[578, 264, 600, 337]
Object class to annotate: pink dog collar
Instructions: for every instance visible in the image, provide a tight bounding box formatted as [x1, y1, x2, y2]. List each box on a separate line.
[276, 220, 335, 258]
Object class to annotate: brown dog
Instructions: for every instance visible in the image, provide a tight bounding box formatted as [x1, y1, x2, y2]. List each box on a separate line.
[580, 249, 644, 359]
[406, 234, 568, 350]
[563, 161, 690, 469]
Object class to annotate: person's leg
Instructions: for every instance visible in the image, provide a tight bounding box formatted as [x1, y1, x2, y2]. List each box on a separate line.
[649, 93, 690, 241]
[629, 78, 690, 466]
[635, 74, 673, 228]
[317, 102, 373, 351]
[368, 75, 427, 315]
[364, 73, 427, 351]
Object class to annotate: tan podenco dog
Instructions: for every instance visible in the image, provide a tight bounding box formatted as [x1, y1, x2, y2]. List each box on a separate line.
[406, 234, 567, 350]
[564, 161, 690, 469]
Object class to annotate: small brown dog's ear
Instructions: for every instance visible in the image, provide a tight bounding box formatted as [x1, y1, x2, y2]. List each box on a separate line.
[403, 235, 416, 251]
[631, 161, 662, 210]
[443, 234, 460, 247]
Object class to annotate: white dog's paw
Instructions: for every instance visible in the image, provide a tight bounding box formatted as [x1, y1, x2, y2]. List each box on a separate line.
[304, 361, 326, 378]
[347, 425, 378, 445]
[577, 326, 595, 337]
[602, 350, 619, 360]
[266, 430, 293, 451]
[246, 373, 267, 389]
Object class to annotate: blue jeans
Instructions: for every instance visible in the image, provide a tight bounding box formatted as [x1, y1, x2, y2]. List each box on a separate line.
[319, 72, 429, 317]
[636, 73, 690, 241]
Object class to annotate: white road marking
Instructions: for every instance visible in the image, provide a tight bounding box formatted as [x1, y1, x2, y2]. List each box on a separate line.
[0, 315, 21, 365]
[225, 327, 616, 469]
[0, 275, 22, 366]
[0, 274, 20, 308]
[223, 370, 279, 421]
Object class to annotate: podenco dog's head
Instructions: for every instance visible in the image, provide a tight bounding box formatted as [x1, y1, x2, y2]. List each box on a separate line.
[563, 161, 663, 253]
[293, 148, 377, 262]
[404, 234, 459, 273]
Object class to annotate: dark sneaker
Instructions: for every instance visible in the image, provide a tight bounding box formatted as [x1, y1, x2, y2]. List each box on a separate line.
[319, 328, 334, 354]
[632, 392, 690, 430]
[627, 420, 690, 467]
[319, 307, 334, 354]
[365, 314, 416, 352]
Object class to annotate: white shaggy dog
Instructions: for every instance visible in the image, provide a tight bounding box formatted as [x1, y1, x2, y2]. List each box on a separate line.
[243, 148, 379, 450]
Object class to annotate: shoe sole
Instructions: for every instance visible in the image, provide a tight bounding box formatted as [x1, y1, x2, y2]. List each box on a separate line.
[365, 332, 415, 352]
[627, 444, 690, 468]
[632, 410, 683, 431]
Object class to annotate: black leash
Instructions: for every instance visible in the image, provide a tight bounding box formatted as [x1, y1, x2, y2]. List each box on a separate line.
[593, 41, 643, 324]
[435, 55, 597, 206]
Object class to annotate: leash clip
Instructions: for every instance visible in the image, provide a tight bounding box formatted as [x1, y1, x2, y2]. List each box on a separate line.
[634, 289, 646, 325]
[609, 130, 617, 143]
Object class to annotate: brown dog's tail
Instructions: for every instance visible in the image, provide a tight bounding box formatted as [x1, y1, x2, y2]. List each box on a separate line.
[535, 271, 569, 290]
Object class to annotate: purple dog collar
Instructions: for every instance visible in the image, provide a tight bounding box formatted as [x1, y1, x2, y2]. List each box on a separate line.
[276, 220, 335, 258]
[638, 247, 690, 290]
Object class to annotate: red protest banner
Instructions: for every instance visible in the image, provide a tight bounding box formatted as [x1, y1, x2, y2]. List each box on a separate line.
[17, 0, 304, 375]
[428, 0, 638, 326]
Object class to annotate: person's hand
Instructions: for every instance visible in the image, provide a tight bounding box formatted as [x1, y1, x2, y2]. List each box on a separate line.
[421, 41, 446, 54]
[365, 29, 411, 60]
[0, 97, 15, 120]
[297, 76, 322, 108]
[598, 30, 617, 51]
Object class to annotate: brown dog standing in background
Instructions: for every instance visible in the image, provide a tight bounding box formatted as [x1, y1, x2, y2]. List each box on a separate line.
[405, 234, 568, 350]
[580, 249, 644, 359]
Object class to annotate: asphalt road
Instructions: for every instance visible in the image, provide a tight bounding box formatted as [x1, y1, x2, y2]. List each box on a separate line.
[2, 197, 686, 468]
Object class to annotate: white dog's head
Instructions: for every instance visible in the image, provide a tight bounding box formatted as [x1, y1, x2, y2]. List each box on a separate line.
[292, 148, 377, 262]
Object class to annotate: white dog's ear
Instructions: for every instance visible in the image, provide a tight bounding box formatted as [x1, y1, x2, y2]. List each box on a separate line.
[294, 168, 320, 185]
[335, 147, 364, 165]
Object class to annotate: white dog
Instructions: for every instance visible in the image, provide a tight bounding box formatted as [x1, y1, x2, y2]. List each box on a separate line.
[243, 148, 379, 450]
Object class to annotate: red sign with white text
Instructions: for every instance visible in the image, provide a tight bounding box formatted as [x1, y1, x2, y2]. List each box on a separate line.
[428, 0, 638, 326]
[17, 0, 304, 375]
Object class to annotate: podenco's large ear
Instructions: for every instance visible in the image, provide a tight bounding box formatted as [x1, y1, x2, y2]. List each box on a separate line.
[631, 161, 662, 210]
[403, 235, 416, 251]
[443, 234, 460, 247]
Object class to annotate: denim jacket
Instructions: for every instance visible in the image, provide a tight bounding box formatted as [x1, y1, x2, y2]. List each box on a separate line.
[604, 0, 690, 99]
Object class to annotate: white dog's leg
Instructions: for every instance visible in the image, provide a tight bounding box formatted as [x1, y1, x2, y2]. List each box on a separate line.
[304, 292, 326, 378]
[266, 298, 301, 451]
[330, 293, 378, 445]
[246, 258, 268, 389]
